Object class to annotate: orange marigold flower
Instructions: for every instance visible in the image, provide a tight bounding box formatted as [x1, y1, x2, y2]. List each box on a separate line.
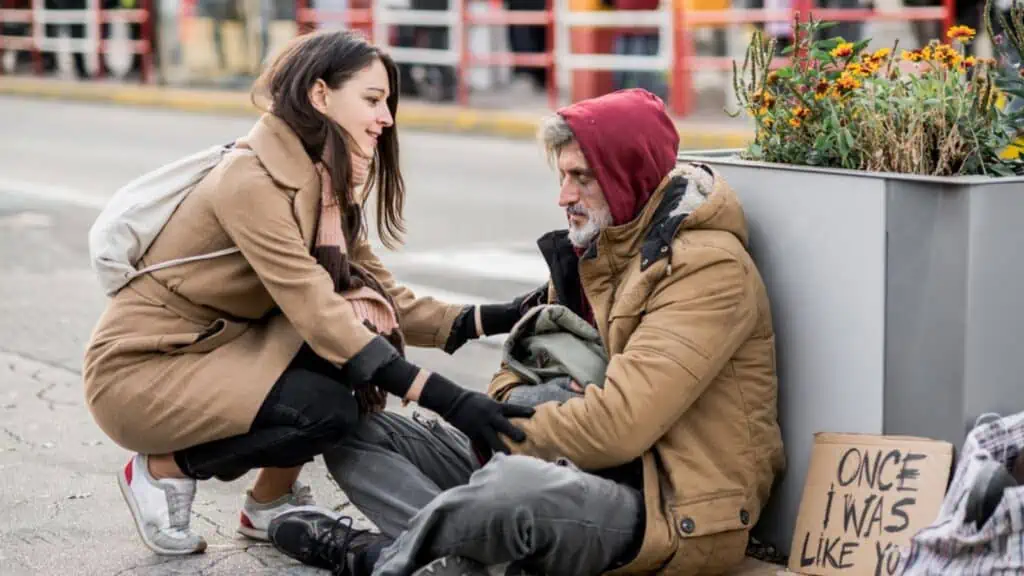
[789, 118, 802, 128]
[762, 115, 774, 127]
[758, 106, 769, 116]
[947, 25, 977, 42]
[922, 46, 934, 60]
[792, 106, 811, 120]
[960, 56, 977, 70]
[831, 42, 855, 59]
[767, 71, 779, 85]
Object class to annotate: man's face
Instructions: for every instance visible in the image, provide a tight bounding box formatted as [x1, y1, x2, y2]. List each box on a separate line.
[556, 141, 612, 249]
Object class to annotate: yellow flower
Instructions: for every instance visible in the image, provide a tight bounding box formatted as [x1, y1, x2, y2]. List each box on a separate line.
[831, 42, 855, 59]
[947, 25, 977, 42]
[846, 62, 867, 77]
[836, 72, 862, 93]
[752, 90, 776, 109]
[762, 115, 774, 127]
[871, 47, 891, 61]
[789, 118, 802, 128]
[960, 56, 977, 71]
[758, 106, 769, 116]
[902, 49, 924, 63]
[922, 46, 934, 60]
[814, 79, 830, 100]
[933, 44, 960, 68]
[792, 106, 811, 120]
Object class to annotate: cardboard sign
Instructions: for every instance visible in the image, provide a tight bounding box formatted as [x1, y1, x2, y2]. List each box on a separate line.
[788, 433, 953, 576]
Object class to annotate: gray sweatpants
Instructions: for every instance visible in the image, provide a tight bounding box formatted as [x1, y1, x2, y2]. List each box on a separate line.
[322, 411, 644, 576]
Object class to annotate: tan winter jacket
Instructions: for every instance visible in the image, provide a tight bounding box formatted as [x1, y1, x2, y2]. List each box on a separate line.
[490, 164, 785, 575]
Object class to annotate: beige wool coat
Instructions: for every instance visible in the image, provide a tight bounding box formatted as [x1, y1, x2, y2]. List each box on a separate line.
[83, 113, 463, 455]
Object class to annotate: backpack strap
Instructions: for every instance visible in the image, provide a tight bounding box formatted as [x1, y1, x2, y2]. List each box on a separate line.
[132, 246, 242, 278]
[129, 146, 256, 281]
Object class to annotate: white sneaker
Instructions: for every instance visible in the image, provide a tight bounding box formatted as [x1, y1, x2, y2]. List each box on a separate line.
[117, 454, 207, 555]
[238, 481, 317, 541]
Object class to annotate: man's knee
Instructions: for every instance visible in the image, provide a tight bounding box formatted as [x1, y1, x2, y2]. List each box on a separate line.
[466, 454, 584, 513]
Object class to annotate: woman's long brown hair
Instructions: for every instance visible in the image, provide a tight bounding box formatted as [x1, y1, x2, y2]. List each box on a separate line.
[251, 30, 405, 249]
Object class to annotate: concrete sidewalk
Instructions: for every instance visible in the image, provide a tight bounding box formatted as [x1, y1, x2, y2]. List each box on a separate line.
[0, 76, 753, 149]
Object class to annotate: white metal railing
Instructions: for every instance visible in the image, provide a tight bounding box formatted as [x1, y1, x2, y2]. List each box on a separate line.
[0, 0, 153, 80]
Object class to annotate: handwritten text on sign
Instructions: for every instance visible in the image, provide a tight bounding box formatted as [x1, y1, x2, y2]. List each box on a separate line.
[788, 434, 952, 576]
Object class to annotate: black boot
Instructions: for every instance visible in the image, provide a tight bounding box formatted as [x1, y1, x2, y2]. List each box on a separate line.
[268, 507, 389, 576]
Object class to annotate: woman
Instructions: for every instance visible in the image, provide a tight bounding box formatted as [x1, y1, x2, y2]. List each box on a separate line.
[83, 29, 539, 556]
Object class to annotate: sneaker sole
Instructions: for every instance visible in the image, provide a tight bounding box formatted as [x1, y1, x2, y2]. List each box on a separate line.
[117, 468, 207, 556]
[412, 556, 492, 576]
[241, 505, 341, 542]
[236, 525, 269, 541]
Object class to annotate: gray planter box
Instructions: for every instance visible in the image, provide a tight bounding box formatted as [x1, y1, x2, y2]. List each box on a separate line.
[677, 149, 1024, 553]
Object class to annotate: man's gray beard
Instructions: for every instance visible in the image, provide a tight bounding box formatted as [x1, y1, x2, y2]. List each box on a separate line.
[568, 206, 613, 249]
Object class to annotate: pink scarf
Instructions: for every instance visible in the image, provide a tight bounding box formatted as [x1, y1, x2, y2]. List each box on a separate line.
[314, 163, 402, 412]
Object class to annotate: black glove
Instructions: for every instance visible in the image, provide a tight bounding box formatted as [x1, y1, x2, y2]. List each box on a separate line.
[351, 336, 535, 454]
[490, 282, 548, 334]
[444, 283, 550, 354]
[417, 373, 535, 455]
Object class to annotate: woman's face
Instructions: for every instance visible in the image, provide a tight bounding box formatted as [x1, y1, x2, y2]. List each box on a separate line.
[310, 58, 394, 158]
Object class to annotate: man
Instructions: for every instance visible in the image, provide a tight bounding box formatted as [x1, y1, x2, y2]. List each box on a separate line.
[268, 88, 785, 576]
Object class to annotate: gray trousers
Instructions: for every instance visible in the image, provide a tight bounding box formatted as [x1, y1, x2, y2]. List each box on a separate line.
[323, 411, 644, 576]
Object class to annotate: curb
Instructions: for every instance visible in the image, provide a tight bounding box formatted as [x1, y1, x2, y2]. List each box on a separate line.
[0, 77, 752, 148]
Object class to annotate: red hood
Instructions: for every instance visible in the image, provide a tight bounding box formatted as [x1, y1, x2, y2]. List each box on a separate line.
[558, 89, 679, 226]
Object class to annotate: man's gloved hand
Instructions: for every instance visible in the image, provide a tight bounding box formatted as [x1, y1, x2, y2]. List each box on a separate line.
[483, 282, 549, 335]
[443, 283, 549, 354]
[418, 373, 535, 455]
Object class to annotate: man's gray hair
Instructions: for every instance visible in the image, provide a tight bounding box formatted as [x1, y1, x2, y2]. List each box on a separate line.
[538, 113, 575, 165]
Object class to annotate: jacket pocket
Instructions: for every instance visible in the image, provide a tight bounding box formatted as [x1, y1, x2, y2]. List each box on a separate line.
[669, 491, 751, 539]
[663, 492, 752, 575]
[158, 318, 248, 355]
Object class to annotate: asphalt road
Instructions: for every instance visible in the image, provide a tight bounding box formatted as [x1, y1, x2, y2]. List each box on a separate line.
[0, 96, 568, 575]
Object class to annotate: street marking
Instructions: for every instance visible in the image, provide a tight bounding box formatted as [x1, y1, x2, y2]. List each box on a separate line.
[385, 248, 549, 284]
[0, 178, 108, 209]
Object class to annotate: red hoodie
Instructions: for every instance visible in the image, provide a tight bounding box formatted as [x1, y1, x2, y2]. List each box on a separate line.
[558, 88, 679, 225]
[556, 89, 680, 320]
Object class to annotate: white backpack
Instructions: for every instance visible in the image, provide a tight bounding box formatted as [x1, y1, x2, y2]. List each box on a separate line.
[88, 143, 253, 297]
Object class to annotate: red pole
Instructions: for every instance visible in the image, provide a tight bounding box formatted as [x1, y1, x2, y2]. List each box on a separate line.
[0, 0, 6, 76]
[940, 0, 954, 39]
[30, 0, 41, 74]
[671, 0, 692, 117]
[295, 0, 309, 34]
[457, 0, 470, 105]
[546, 0, 556, 109]
[141, 0, 153, 82]
[95, 0, 105, 78]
